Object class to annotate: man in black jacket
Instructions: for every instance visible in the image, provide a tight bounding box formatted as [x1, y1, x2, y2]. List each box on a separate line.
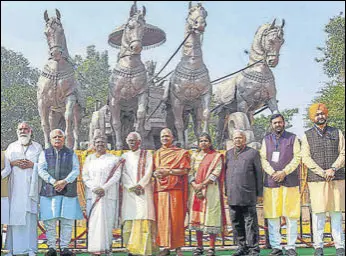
[225, 130, 263, 256]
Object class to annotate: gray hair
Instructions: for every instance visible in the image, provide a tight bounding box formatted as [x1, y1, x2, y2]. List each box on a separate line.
[50, 129, 65, 138]
[93, 129, 107, 144]
[126, 132, 142, 142]
[233, 129, 246, 138]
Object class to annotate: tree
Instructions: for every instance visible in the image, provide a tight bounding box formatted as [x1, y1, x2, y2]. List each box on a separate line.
[72, 45, 111, 143]
[306, 12, 345, 132]
[1, 47, 41, 149]
[253, 108, 299, 142]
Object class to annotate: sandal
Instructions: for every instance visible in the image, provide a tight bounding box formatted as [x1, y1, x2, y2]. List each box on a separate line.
[206, 248, 215, 256]
[159, 249, 171, 256]
[193, 247, 204, 256]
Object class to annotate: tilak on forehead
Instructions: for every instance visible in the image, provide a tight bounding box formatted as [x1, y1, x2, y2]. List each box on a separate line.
[309, 103, 329, 122]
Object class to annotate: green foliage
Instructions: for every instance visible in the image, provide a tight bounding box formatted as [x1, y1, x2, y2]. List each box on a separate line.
[253, 108, 299, 142]
[307, 12, 345, 133]
[315, 13, 345, 80]
[1, 47, 41, 149]
[72, 45, 111, 142]
[304, 82, 345, 133]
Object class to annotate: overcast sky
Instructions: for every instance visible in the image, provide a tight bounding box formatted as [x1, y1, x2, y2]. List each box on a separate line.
[1, 1, 345, 138]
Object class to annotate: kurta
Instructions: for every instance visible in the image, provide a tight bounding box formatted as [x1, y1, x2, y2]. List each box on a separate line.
[189, 150, 225, 234]
[83, 153, 122, 254]
[260, 132, 301, 218]
[153, 146, 191, 249]
[121, 149, 158, 256]
[4, 140, 43, 255]
[38, 149, 83, 220]
[1, 151, 10, 224]
[301, 127, 345, 213]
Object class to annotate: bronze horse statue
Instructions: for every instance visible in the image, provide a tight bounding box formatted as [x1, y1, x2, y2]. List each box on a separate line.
[37, 9, 83, 149]
[166, 2, 211, 148]
[108, 2, 165, 149]
[214, 19, 285, 147]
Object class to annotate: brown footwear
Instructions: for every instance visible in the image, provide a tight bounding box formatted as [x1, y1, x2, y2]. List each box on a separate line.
[159, 249, 171, 256]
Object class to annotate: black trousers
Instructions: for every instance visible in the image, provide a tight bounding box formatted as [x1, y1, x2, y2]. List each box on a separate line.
[229, 205, 260, 253]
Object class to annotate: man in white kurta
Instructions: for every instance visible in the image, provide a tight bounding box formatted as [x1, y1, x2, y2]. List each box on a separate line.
[4, 122, 43, 256]
[82, 133, 123, 255]
[121, 132, 158, 256]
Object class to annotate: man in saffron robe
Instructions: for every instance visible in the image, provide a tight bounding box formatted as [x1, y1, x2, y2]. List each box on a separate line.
[302, 103, 345, 256]
[153, 128, 190, 256]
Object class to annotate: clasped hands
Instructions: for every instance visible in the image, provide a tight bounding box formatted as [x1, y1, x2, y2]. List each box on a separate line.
[153, 168, 170, 179]
[192, 183, 205, 200]
[92, 187, 105, 197]
[129, 185, 145, 196]
[323, 168, 335, 182]
[54, 180, 68, 192]
[11, 159, 34, 169]
[271, 171, 286, 183]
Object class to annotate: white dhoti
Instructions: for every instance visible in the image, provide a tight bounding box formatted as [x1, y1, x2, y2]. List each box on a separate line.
[5, 213, 37, 255]
[1, 197, 9, 224]
[87, 198, 117, 253]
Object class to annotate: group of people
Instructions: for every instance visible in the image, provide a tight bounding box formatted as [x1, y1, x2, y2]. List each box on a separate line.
[0, 102, 344, 256]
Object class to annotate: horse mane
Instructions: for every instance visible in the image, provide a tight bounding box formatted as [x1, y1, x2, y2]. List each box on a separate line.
[250, 23, 271, 61]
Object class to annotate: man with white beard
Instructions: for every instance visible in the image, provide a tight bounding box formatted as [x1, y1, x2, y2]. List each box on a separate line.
[4, 122, 43, 256]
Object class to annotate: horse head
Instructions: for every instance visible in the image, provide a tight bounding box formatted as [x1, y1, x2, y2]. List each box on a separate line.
[43, 9, 68, 62]
[186, 2, 208, 34]
[251, 19, 285, 67]
[120, 2, 146, 56]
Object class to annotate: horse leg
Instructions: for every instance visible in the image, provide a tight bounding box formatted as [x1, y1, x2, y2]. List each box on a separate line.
[110, 97, 123, 150]
[64, 96, 76, 149]
[73, 104, 81, 150]
[37, 99, 51, 149]
[49, 110, 63, 131]
[136, 92, 148, 138]
[201, 92, 211, 133]
[171, 94, 185, 148]
[193, 106, 203, 142]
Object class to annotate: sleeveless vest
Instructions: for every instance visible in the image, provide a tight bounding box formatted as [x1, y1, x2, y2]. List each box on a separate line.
[305, 126, 345, 182]
[264, 131, 300, 188]
[40, 146, 77, 197]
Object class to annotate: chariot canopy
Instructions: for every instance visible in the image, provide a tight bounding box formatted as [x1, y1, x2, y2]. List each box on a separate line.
[108, 23, 166, 49]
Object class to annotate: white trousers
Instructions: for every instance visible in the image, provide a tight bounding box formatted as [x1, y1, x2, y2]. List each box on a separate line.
[43, 218, 74, 249]
[312, 211, 345, 249]
[5, 213, 37, 256]
[268, 217, 298, 250]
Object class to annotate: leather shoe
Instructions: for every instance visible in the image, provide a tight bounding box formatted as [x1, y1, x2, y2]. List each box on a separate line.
[233, 247, 248, 256]
[269, 248, 283, 256]
[286, 249, 297, 256]
[45, 248, 57, 256]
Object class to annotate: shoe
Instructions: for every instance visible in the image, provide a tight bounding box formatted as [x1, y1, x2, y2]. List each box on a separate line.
[206, 248, 216, 256]
[45, 248, 57, 256]
[159, 249, 170, 256]
[286, 249, 297, 256]
[61, 248, 75, 256]
[233, 247, 248, 256]
[336, 248, 345, 256]
[314, 248, 324, 256]
[193, 247, 204, 256]
[269, 248, 283, 256]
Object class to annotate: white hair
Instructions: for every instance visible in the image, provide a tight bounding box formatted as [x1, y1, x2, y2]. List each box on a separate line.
[233, 129, 246, 138]
[126, 132, 142, 142]
[50, 129, 65, 138]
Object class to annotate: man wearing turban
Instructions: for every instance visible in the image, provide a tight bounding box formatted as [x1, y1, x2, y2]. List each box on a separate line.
[302, 103, 345, 256]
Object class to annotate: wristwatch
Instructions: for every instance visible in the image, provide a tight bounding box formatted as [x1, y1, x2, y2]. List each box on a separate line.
[169, 170, 173, 175]
[331, 167, 337, 172]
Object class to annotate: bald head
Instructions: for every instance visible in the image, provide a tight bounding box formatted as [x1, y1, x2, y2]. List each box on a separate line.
[160, 128, 174, 147]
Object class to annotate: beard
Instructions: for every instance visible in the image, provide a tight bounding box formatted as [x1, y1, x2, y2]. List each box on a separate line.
[18, 135, 31, 145]
[316, 118, 327, 125]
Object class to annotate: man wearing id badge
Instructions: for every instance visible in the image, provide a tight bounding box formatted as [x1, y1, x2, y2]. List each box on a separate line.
[260, 114, 301, 256]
